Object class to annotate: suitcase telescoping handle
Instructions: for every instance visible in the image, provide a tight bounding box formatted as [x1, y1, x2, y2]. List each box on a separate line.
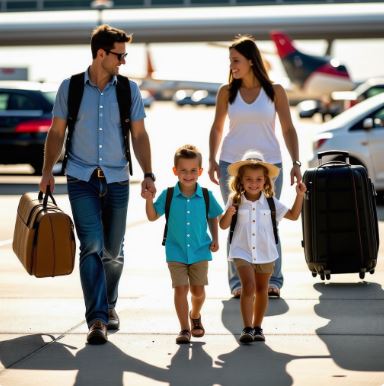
[38, 185, 57, 208]
[317, 150, 350, 166]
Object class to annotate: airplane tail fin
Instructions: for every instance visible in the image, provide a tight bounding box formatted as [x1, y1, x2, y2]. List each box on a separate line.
[270, 31, 297, 59]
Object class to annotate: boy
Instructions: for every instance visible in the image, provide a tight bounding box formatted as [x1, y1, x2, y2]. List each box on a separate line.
[143, 144, 223, 344]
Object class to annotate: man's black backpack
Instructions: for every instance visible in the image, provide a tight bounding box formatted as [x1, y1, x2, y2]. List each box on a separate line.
[229, 196, 279, 245]
[62, 72, 133, 175]
[162, 187, 210, 246]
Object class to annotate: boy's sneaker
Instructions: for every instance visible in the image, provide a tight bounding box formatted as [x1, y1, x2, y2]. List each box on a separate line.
[239, 327, 255, 343]
[253, 326, 265, 342]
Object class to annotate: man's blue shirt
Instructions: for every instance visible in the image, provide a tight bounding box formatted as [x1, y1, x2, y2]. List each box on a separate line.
[53, 69, 146, 183]
[154, 183, 223, 264]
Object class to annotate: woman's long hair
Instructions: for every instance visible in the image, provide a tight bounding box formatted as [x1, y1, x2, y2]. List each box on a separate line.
[228, 35, 274, 104]
[228, 164, 274, 206]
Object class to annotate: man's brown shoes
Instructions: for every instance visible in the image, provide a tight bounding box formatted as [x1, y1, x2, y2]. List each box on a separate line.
[87, 320, 108, 345]
[108, 308, 120, 330]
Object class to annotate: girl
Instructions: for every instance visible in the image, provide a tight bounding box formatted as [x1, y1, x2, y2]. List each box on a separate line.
[219, 151, 306, 344]
[209, 35, 302, 299]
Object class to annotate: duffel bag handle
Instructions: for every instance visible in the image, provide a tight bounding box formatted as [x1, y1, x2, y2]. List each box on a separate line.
[38, 185, 57, 207]
[317, 150, 350, 165]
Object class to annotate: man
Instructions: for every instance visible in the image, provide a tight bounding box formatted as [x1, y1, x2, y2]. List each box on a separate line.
[39, 25, 156, 345]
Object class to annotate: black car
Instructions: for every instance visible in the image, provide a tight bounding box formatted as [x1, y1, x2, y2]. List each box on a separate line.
[0, 81, 57, 174]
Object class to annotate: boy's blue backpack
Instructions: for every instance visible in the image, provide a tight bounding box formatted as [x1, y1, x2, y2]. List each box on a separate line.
[162, 187, 209, 246]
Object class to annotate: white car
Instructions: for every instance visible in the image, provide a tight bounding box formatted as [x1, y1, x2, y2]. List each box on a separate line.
[309, 93, 384, 193]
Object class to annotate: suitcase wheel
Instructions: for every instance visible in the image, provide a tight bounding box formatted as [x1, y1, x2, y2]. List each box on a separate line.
[370, 269, 375, 274]
[320, 273, 325, 281]
[325, 273, 331, 280]
[359, 271, 366, 280]
[311, 272, 317, 278]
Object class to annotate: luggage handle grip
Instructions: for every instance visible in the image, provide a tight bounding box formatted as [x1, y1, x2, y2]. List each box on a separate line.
[317, 150, 349, 165]
[38, 185, 57, 208]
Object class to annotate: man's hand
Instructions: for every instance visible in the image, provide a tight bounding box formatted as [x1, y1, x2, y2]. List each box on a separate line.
[39, 172, 55, 193]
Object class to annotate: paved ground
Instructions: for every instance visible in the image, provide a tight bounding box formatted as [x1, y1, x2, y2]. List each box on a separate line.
[0, 178, 383, 386]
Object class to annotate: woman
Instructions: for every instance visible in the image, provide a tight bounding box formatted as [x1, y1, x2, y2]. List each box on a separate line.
[208, 35, 302, 298]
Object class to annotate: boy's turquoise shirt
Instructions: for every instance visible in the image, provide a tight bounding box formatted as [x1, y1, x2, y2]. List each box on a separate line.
[154, 182, 223, 264]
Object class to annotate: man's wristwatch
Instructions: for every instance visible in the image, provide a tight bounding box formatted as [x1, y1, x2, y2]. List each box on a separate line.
[293, 160, 302, 167]
[144, 172, 156, 181]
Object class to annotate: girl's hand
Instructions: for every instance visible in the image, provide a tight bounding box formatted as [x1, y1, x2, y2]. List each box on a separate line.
[296, 181, 307, 195]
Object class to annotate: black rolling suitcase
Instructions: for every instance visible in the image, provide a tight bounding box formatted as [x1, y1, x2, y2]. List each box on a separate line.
[301, 150, 379, 280]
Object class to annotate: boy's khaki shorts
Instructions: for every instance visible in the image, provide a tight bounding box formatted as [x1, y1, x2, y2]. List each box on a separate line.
[167, 260, 208, 288]
[234, 258, 275, 274]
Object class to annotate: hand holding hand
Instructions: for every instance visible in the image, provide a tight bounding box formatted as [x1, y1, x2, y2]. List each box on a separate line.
[296, 181, 307, 195]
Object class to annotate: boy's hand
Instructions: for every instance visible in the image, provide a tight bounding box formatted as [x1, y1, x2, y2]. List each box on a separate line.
[296, 181, 307, 195]
[210, 240, 219, 252]
[142, 189, 154, 200]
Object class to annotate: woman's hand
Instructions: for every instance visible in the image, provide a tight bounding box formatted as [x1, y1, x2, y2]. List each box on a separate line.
[208, 159, 220, 185]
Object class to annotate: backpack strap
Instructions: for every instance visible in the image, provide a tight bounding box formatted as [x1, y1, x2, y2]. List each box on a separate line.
[62, 72, 85, 173]
[115, 74, 133, 175]
[162, 187, 174, 246]
[229, 209, 238, 244]
[162, 187, 210, 246]
[202, 187, 209, 221]
[266, 197, 279, 245]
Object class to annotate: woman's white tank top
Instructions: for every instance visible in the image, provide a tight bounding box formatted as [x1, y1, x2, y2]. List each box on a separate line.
[220, 88, 282, 164]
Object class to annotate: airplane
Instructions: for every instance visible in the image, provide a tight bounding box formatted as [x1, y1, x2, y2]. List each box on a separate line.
[270, 31, 354, 103]
[131, 46, 222, 101]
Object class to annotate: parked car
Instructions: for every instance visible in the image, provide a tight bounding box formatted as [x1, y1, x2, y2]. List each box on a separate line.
[140, 89, 154, 108]
[298, 78, 384, 121]
[331, 77, 384, 110]
[173, 89, 216, 107]
[309, 93, 384, 193]
[173, 89, 195, 106]
[0, 81, 57, 174]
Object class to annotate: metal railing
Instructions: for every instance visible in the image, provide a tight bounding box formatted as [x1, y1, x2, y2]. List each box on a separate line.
[1, 0, 381, 12]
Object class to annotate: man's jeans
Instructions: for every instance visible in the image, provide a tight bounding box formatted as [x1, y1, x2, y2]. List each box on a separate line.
[67, 175, 129, 326]
[219, 160, 284, 293]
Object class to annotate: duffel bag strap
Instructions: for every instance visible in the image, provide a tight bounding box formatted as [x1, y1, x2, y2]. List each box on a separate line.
[38, 185, 57, 208]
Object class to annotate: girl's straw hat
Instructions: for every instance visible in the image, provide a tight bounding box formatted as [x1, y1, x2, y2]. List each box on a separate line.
[227, 151, 280, 178]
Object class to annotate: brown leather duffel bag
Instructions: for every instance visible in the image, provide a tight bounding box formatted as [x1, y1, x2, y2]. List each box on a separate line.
[12, 188, 76, 277]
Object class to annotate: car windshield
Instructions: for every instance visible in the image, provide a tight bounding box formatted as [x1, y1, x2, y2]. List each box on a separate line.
[322, 93, 384, 131]
[43, 91, 56, 105]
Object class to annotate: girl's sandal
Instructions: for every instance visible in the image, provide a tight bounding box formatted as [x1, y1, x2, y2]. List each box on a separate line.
[176, 329, 191, 344]
[189, 312, 205, 337]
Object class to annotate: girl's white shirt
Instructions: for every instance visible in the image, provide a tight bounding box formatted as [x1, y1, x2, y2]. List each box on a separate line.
[227, 192, 288, 264]
[220, 88, 282, 164]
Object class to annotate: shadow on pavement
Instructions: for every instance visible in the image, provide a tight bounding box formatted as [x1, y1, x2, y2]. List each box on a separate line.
[314, 282, 384, 372]
[219, 298, 296, 386]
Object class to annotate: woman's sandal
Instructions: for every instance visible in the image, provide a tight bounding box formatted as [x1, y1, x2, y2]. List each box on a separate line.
[268, 287, 280, 298]
[176, 329, 191, 344]
[189, 312, 205, 337]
